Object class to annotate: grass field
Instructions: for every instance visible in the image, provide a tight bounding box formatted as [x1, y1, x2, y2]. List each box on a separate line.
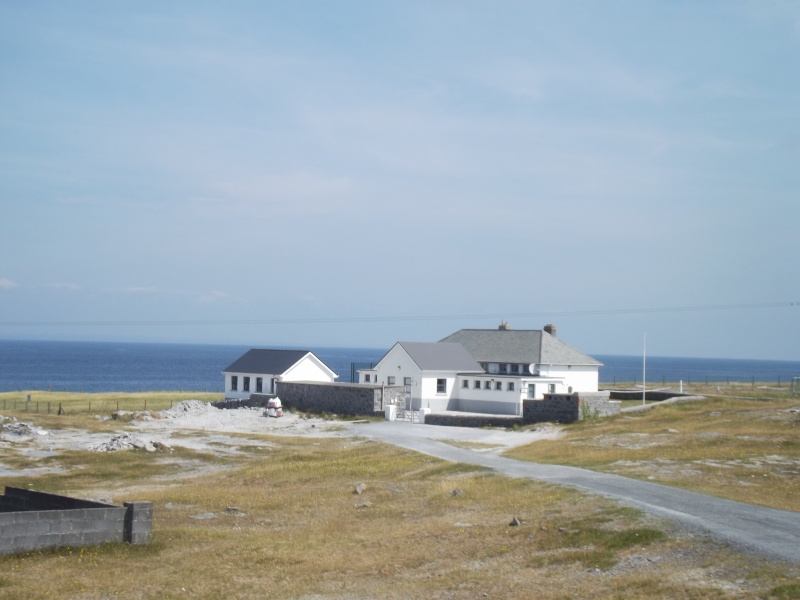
[1, 390, 799, 598]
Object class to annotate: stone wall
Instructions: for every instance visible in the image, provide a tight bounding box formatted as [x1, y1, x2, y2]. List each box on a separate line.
[276, 381, 400, 416]
[423, 413, 522, 428]
[0, 487, 152, 555]
[523, 395, 580, 424]
[605, 389, 690, 402]
[578, 391, 621, 418]
[522, 391, 620, 424]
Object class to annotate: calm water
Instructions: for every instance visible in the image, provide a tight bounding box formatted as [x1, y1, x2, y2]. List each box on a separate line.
[0, 340, 797, 392]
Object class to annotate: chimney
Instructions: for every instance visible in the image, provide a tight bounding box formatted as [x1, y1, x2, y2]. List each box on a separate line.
[498, 322, 510, 331]
[543, 323, 556, 337]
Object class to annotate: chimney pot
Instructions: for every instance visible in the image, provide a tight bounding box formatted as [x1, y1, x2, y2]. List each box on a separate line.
[544, 323, 556, 337]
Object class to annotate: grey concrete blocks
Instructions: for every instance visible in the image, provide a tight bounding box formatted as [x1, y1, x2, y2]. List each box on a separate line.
[0, 487, 152, 555]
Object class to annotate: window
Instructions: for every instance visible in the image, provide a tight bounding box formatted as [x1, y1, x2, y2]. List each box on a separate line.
[256, 377, 263, 393]
[387, 376, 396, 385]
[231, 376, 238, 391]
[436, 379, 446, 394]
[499, 364, 507, 373]
[507, 382, 515, 391]
[364, 374, 371, 382]
[462, 380, 469, 388]
[496, 381, 502, 390]
[527, 384, 536, 399]
[484, 381, 492, 390]
[243, 376, 250, 392]
[548, 383, 556, 393]
[511, 364, 519, 374]
[404, 377, 412, 386]
[474, 380, 481, 389]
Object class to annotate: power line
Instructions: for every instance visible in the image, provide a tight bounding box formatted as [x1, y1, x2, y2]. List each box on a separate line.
[0, 301, 796, 327]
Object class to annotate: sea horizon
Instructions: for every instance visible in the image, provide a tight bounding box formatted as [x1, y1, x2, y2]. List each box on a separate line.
[0, 338, 798, 393]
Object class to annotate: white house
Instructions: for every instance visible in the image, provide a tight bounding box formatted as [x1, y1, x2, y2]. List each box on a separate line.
[358, 342, 484, 412]
[222, 349, 338, 400]
[359, 324, 602, 415]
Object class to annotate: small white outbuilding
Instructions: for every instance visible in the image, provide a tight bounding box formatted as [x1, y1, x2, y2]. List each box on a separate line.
[222, 349, 337, 400]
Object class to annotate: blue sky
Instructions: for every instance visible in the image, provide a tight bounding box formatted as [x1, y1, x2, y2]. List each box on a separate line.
[1, 1, 799, 360]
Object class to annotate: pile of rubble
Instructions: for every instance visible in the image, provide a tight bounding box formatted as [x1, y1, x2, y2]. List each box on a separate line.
[1, 417, 49, 438]
[159, 400, 210, 419]
[90, 432, 171, 453]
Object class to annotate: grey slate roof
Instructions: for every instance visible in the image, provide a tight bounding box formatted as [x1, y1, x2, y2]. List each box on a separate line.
[223, 349, 313, 374]
[438, 329, 602, 366]
[398, 342, 484, 372]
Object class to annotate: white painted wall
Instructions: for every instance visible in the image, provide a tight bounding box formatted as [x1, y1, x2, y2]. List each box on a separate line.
[282, 353, 337, 382]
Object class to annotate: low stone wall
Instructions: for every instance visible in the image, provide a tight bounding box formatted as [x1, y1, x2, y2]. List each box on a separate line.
[523, 395, 580, 424]
[605, 389, 691, 402]
[578, 391, 621, 418]
[276, 381, 402, 416]
[213, 395, 277, 410]
[423, 413, 523, 428]
[522, 391, 619, 424]
[0, 487, 152, 555]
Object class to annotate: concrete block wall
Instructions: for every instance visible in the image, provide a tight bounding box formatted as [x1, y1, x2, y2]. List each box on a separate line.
[276, 381, 386, 416]
[0, 487, 152, 555]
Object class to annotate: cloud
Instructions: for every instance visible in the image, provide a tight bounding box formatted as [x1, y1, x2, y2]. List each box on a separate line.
[0, 278, 20, 289]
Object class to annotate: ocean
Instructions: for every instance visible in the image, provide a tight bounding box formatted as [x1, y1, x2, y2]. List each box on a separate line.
[0, 340, 798, 393]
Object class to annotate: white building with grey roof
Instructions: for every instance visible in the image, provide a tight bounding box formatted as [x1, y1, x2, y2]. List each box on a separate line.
[359, 324, 602, 415]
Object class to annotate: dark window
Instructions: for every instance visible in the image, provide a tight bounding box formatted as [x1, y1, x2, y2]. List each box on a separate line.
[404, 377, 412, 386]
[474, 380, 481, 389]
[231, 376, 238, 391]
[436, 379, 446, 394]
[462, 380, 469, 388]
[243, 377, 250, 392]
[364, 374, 371, 383]
[484, 381, 492, 390]
[499, 364, 507, 373]
[507, 382, 515, 391]
[511, 364, 519, 374]
[496, 381, 502, 390]
[387, 376, 396, 385]
[527, 384, 536, 399]
[548, 384, 556, 393]
[256, 377, 263, 393]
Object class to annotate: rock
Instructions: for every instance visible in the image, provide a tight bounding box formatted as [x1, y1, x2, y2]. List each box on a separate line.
[509, 517, 521, 527]
[667, 428, 680, 433]
[451, 488, 464, 497]
[354, 501, 372, 509]
[354, 483, 367, 495]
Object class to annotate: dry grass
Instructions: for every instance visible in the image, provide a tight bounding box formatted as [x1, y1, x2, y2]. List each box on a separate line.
[1, 395, 799, 598]
[508, 392, 800, 511]
[0, 391, 223, 417]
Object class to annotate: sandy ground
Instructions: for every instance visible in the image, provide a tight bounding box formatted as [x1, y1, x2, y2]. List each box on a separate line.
[0, 401, 562, 473]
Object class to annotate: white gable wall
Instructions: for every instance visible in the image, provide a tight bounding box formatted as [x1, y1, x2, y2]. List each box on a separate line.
[282, 353, 337, 382]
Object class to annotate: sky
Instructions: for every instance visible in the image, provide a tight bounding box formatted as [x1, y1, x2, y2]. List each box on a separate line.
[1, 1, 799, 360]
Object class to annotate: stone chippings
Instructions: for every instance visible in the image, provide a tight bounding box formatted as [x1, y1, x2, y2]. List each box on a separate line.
[90, 432, 171, 453]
